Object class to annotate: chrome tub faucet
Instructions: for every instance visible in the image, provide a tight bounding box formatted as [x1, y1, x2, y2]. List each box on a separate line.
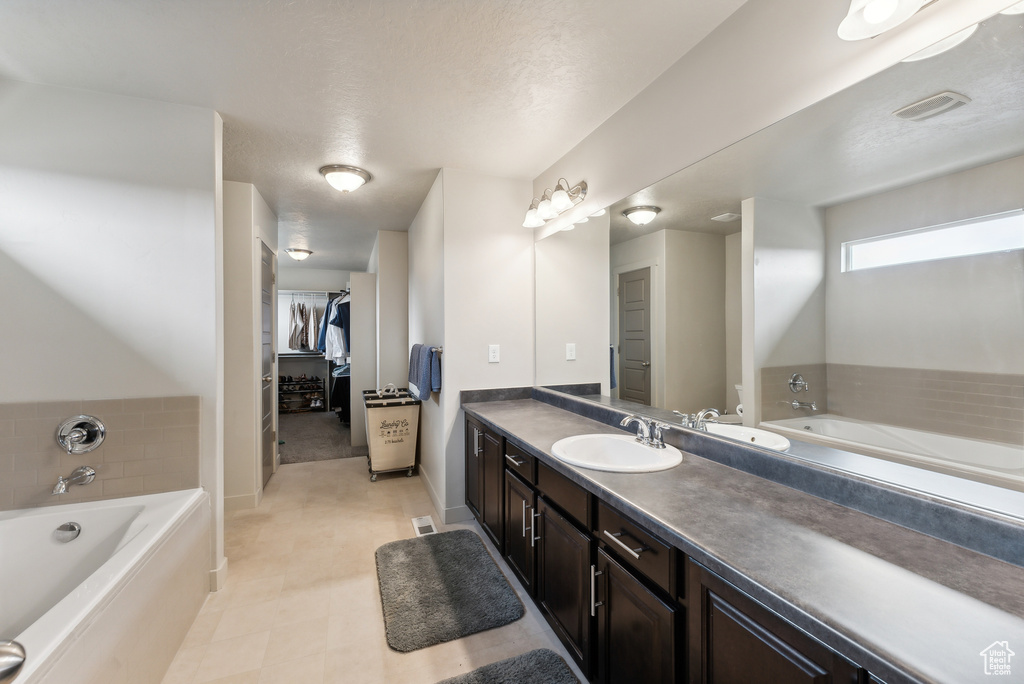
[52, 466, 96, 495]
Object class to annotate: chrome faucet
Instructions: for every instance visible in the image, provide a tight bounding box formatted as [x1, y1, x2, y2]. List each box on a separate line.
[620, 414, 651, 445]
[692, 408, 721, 431]
[52, 466, 96, 495]
[791, 400, 817, 411]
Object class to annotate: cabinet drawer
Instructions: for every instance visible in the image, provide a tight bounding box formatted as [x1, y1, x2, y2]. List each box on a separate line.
[504, 441, 536, 484]
[537, 462, 591, 529]
[596, 501, 675, 596]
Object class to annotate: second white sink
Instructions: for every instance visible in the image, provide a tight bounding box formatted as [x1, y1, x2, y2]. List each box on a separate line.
[705, 423, 791, 451]
[551, 434, 683, 473]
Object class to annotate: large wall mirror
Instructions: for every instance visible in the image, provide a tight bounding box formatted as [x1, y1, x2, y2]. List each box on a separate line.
[535, 10, 1024, 496]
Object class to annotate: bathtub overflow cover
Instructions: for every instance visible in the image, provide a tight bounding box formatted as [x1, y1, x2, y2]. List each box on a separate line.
[54, 522, 82, 543]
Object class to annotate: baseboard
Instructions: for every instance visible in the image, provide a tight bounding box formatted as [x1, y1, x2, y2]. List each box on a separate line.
[209, 555, 228, 592]
[224, 492, 259, 512]
[443, 504, 474, 524]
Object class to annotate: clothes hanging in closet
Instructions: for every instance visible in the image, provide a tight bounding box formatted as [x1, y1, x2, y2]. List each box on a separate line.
[321, 292, 351, 363]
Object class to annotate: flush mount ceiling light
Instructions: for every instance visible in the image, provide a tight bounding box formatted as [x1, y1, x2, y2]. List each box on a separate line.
[319, 165, 371, 192]
[285, 248, 313, 261]
[522, 179, 588, 227]
[623, 206, 661, 226]
[902, 23, 978, 62]
[838, 0, 928, 40]
[711, 212, 741, 222]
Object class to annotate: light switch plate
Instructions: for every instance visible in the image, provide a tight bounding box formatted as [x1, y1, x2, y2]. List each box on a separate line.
[488, 344, 500, 363]
[566, 343, 576, 360]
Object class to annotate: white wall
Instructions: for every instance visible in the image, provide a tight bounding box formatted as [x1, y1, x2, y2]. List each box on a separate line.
[441, 168, 535, 520]
[349, 272, 377, 447]
[742, 197, 826, 425]
[825, 154, 1024, 374]
[407, 172, 446, 516]
[535, 216, 610, 391]
[369, 231, 410, 387]
[532, 0, 1007, 235]
[277, 267, 350, 291]
[0, 80, 224, 582]
[664, 230, 726, 413]
[724, 232, 743, 413]
[223, 182, 278, 511]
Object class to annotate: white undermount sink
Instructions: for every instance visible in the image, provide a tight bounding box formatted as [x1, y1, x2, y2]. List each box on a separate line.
[704, 423, 791, 451]
[551, 434, 683, 473]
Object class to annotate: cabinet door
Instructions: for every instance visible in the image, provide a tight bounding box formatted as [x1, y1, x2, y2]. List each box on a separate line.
[465, 419, 482, 520]
[504, 471, 536, 595]
[480, 428, 504, 549]
[689, 561, 861, 684]
[537, 496, 594, 677]
[596, 548, 678, 684]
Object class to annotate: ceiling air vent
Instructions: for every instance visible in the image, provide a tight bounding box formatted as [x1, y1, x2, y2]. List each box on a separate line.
[893, 91, 971, 122]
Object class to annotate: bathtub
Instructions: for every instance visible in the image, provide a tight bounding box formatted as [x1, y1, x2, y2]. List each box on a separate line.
[766, 414, 1024, 486]
[2, 489, 210, 684]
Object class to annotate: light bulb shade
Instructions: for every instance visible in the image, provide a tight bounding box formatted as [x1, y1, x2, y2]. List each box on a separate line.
[285, 248, 313, 261]
[550, 187, 573, 213]
[537, 198, 558, 220]
[523, 208, 545, 228]
[902, 23, 978, 62]
[319, 165, 371, 192]
[623, 206, 661, 226]
[838, 0, 927, 40]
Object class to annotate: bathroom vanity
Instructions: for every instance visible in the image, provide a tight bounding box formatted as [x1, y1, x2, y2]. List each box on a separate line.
[463, 389, 1024, 684]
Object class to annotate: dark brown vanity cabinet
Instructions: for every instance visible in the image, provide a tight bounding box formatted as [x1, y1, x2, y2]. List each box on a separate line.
[465, 416, 504, 550]
[595, 548, 679, 684]
[536, 495, 595, 676]
[504, 471, 536, 594]
[688, 560, 862, 684]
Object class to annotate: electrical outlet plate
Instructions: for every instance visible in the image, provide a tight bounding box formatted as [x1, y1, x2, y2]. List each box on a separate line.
[566, 343, 576, 360]
[488, 344, 500, 363]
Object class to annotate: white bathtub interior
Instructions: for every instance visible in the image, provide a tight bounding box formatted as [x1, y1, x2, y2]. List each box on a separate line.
[3, 488, 209, 684]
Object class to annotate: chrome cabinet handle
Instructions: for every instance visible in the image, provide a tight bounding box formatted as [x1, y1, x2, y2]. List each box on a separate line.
[472, 428, 480, 456]
[590, 565, 604, 616]
[521, 500, 531, 537]
[505, 454, 525, 468]
[603, 529, 645, 560]
[0, 640, 26, 684]
[532, 511, 541, 548]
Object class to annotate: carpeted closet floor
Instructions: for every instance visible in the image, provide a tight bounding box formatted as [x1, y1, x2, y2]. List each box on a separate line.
[278, 411, 368, 464]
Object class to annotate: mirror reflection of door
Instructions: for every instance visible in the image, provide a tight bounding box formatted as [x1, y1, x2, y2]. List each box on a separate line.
[619, 267, 652, 406]
[260, 241, 275, 487]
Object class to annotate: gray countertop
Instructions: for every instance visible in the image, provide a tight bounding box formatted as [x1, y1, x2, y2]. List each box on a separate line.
[463, 398, 1024, 684]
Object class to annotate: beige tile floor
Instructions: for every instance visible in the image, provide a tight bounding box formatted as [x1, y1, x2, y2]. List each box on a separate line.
[161, 458, 585, 684]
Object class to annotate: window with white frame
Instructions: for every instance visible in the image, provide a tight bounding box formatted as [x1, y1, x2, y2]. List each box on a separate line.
[841, 209, 1024, 273]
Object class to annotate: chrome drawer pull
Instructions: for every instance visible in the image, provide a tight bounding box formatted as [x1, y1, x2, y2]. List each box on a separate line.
[505, 454, 525, 467]
[590, 565, 604, 616]
[603, 529, 645, 560]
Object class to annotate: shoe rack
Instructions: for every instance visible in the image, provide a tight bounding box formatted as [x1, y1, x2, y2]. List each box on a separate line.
[278, 375, 327, 413]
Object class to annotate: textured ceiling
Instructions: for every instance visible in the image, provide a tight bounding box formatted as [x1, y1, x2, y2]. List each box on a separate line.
[0, 0, 746, 270]
[608, 13, 1024, 244]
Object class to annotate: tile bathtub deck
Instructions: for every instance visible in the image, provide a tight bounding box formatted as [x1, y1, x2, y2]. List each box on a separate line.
[161, 458, 584, 684]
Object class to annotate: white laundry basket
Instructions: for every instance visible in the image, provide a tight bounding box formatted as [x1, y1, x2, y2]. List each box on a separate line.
[362, 387, 420, 481]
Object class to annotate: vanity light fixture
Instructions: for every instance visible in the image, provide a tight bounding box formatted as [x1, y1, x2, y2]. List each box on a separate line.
[623, 206, 661, 226]
[837, 0, 928, 41]
[319, 165, 371, 192]
[285, 248, 313, 261]
[522, 179, 588, 227]
[902, 23, 978, 62]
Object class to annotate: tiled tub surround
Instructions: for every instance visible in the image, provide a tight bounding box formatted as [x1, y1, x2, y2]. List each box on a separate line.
[760, 364, 1024, 445]
[0, 396, 201, 510]
[463, 393, 1024, 684]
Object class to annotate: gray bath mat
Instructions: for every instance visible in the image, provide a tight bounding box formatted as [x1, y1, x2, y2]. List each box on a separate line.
[375, 529, 524, 652]
[436, 649, 579, 684]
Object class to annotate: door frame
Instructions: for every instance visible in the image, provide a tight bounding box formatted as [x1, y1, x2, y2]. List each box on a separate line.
[254, 238, 278, 499]
[611, 258, 663, 408]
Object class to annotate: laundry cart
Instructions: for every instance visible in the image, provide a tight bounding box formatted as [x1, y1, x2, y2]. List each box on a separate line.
[363, 385, 420, 481]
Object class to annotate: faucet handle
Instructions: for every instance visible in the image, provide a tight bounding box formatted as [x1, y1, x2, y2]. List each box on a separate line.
[648, 421, 673, 448]
[672, 410, 692, 427]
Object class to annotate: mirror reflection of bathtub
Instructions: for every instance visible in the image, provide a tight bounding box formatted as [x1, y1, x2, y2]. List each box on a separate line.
[765, 414, 1023, 490]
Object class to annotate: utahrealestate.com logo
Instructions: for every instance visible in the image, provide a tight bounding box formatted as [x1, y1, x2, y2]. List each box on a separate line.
[980, 641, 1015, 676]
